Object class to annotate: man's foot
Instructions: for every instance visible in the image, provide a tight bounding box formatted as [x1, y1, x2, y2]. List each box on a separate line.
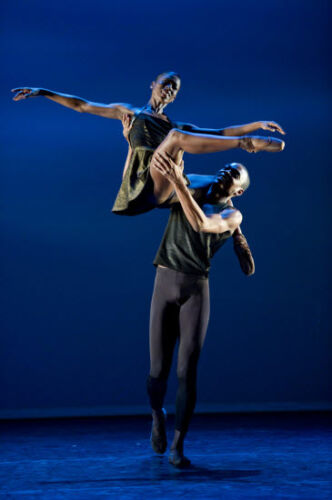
[240, 136, 285, 153]
[150, 408, 167, 454]
[168, 448, 191, 468]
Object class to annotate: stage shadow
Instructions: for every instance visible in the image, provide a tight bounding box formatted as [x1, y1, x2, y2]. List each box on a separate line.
[40, 457, 261, 486]
[147, 458, 261, 481]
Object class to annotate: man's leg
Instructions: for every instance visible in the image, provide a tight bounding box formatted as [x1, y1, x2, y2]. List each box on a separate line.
[147, 268, 179, 454]
[169, 277, 210, 467]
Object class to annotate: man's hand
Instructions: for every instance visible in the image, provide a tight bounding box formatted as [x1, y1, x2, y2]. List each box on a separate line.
[259, 121, 286, 135]
[12, 88, 41, 101]
[121, 113, 133, 143]
[233, 233, 255, 276]
[152, 152, 184, 186]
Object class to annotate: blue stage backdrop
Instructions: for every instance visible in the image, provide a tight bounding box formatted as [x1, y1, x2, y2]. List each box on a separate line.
[1, 0, 331, 417]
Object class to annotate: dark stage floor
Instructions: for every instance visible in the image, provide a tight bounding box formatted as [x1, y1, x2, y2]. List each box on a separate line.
[0, 412, 331, 499]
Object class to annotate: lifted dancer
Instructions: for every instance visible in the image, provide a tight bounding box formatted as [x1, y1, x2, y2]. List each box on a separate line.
[147, 153, 252, 467]
[12, 71, 285, 216]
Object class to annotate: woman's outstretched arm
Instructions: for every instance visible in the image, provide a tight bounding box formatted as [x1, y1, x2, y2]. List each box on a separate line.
[177, 120, 285, 137]
[221, 121, 285, 136]
[12, 87, 136, 119]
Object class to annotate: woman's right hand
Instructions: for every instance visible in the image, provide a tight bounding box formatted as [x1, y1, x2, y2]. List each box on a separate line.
[11, 87, 41, 101]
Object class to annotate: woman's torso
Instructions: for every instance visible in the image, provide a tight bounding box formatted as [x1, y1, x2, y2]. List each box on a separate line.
[129, 110, 175, 150]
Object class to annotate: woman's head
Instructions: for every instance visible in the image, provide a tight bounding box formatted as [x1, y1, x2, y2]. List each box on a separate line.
[150, 71, 181, 106]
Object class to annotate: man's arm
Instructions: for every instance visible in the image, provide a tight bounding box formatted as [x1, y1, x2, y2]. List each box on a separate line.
[153, 153, 242, 234]
[155, 153, 255, 275]
[228, 199, 255, 275]
[176, 121, 285, 136]
[12, 87, 136, 119]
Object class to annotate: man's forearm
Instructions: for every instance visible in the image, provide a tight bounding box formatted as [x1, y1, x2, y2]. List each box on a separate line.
[222, 122, 261, 136]
[173, 181, 206, 231]
[173, 181, 239, 234]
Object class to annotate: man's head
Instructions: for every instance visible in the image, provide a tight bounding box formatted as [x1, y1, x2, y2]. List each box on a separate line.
[150, 71, 181, 106]
[208, 163, 250, 203]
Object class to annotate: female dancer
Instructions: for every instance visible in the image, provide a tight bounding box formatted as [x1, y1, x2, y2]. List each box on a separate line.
[12, 71, 285, 216]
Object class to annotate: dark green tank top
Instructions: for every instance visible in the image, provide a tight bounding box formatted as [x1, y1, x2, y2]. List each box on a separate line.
[112, 110, 187, 216]
[154, 199, 232, 277]
[128, 111, 174, 150]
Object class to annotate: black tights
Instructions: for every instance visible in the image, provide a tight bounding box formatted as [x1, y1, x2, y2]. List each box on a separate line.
[147, 267, 210, 436]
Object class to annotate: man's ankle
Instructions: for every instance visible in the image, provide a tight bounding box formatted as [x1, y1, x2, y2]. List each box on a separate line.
[152, 408, 166, 420]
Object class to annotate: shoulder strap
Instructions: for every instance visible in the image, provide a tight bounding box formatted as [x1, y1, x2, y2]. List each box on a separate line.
[130, 105, 148, 127]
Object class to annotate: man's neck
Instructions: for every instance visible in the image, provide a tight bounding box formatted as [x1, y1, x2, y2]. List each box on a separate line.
[217, 195, 231, 205]
[206, 190, 231, 206]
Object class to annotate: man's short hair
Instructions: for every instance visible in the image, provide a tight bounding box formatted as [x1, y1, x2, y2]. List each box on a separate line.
[155, 71, 181, 82]
[225, 162, 250, 191]
[240, 166, 250, 191]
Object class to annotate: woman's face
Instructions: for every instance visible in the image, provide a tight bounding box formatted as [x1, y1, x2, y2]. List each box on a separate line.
[151, 73, 181, 105]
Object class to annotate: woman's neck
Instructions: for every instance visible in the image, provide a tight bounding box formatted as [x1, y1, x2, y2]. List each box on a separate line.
[147, 98, 166, 115]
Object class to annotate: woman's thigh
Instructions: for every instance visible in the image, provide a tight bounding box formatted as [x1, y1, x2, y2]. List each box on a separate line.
[149, 133, 184, 203]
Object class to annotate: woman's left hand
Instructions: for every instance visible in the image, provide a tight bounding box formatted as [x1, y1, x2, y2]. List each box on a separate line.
[121, 114, 133, 142]
[260, 121, 286, 135]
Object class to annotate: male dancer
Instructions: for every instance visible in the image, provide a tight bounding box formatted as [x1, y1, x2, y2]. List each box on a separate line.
[147, 153, 251, 467]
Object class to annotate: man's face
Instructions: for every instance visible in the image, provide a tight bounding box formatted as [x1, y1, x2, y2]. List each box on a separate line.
[208, 164, 244, 202]
[151, 73, 181, 105]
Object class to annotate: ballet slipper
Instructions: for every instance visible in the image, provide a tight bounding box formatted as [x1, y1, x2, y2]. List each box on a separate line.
[240, 136, 285, 153]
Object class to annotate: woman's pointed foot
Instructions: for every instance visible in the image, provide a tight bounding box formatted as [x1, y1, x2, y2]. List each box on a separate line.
[150, 408, 167, 454]
[168, 448, 191, 468]
[240, 136, 285, 153]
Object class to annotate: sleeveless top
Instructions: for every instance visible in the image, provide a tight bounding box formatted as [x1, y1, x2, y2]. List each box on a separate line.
[112, 110, 175, 216]
[154, 198, 232, 277]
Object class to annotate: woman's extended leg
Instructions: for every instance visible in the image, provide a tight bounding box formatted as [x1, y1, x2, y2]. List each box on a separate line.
[150, 128, 285, 203]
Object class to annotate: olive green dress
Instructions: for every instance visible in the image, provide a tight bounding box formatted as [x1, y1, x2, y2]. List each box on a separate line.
[112, 110, 175, 216]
